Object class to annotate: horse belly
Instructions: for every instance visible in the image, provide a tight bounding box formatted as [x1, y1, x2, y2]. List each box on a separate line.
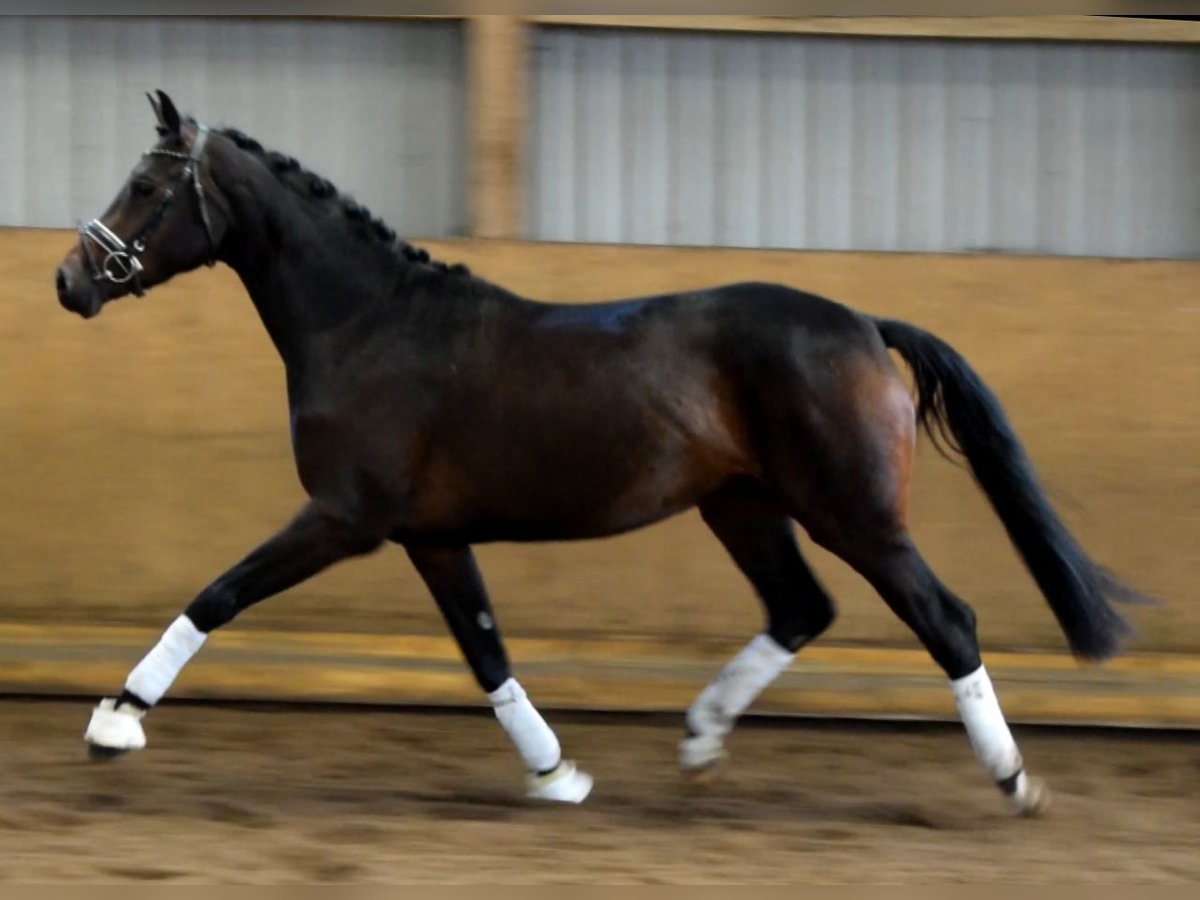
[410, 392, 749, 542]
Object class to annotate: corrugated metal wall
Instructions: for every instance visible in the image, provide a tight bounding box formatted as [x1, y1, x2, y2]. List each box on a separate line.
[529, 27, 1200, 259]
[0, 17, 466, 236]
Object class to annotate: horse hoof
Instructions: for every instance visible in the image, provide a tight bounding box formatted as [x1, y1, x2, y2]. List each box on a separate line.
[526, 760, 594, 804]
[1012, 775, 1051, 818]
[678, 733, 726, 782]
[680, 761, 720, 786]
[83, 698, 147, 760]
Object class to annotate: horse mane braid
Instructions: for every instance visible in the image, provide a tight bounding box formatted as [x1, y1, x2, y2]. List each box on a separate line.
[217, 127, 470, 277]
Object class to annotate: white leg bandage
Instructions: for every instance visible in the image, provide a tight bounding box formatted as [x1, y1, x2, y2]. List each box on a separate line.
[488, 678, 561, 774]
[951, 665, 1023, 783]
[124, 615, 208, 707]
[688, 634, 795, 738]
[680, 634, 795, 770]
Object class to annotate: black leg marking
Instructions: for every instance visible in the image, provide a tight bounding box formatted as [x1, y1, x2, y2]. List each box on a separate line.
[832, 533, 982, 680]
[699, 487, 837, 652]
[406, 544, 512, 694]
[183, 504, 383, 635]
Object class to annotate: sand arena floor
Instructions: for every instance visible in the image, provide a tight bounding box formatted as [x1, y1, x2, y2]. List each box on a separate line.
[0, 700, 1196, 883]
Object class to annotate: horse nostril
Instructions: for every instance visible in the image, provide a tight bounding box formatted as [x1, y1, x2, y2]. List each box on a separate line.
[55, 267, 70, 299]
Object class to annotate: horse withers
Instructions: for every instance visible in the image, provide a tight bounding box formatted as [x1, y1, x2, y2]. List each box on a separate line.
[55, 91, 1149, 815]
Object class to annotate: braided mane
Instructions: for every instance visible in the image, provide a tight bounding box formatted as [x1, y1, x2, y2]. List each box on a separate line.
[218, 126, 470, 277]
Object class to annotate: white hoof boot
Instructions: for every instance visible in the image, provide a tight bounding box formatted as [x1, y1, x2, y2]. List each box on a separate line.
[84, 698, 147, 759]
[526, 760, 594, 804]
[679, 733, 727, 781]
[1009, 772, 1051, 818]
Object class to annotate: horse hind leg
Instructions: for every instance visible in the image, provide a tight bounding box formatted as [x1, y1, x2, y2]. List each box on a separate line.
[832, 531, 1049, 816]
[789, 367, 1048, 816]
[681, 484, 836, 779]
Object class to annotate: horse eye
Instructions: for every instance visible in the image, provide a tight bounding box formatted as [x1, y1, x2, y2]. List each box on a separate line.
[131, 180, 156, 199]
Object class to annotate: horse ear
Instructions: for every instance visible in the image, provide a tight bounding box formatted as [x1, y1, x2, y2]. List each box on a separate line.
[149, 89, 181, 136]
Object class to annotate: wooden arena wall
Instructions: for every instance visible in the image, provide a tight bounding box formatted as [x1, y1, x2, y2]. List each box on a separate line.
[1, 16, 1197, 725]
[1, 229, 1197, 725]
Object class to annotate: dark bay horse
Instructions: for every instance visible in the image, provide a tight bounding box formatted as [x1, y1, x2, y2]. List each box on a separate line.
[56, 92, 1146, 814]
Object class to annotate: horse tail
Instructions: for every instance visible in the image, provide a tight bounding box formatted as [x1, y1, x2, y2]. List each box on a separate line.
[874, 316, 1150, 662]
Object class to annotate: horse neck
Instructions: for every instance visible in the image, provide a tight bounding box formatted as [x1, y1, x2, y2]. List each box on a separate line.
[211, 155, 397, 369]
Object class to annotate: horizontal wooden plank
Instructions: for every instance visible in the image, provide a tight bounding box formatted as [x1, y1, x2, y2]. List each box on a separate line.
[525, 15, 1200, 44]
[308, 15, 1200, 45]
[3, 230, 1198, 659]
[4, 625, 1199, 728]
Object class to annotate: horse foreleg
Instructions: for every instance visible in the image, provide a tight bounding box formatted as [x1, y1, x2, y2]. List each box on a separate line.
[84, 502, 383, 758]
[405, 544, 593, 804]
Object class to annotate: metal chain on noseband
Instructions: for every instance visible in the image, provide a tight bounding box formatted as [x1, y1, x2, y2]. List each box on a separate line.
[78, 124, 218, 298]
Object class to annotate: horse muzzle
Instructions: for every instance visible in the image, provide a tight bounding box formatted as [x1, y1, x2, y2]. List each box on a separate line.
[55, 254, 105, 319]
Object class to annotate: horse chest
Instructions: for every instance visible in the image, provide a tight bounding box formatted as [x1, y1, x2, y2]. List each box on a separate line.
[288, 407, 422, 507]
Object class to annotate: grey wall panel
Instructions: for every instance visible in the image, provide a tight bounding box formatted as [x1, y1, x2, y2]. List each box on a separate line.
[0, 17, 465, 237]
[529, 27, 1199, 259]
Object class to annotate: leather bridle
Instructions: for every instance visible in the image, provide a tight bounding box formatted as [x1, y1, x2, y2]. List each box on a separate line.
[78, 124, 219, 298]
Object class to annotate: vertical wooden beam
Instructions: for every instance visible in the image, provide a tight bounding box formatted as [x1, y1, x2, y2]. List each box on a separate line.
[467, 15, 527, 240]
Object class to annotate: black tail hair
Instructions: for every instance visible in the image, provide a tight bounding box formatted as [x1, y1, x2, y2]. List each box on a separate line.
[875, 317, 1151, 661]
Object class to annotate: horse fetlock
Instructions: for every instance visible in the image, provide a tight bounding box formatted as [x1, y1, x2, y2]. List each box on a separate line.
[84, 697, 147, 759]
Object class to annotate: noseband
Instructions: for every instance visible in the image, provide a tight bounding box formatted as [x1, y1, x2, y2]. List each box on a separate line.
[78, 124, 219, 298]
